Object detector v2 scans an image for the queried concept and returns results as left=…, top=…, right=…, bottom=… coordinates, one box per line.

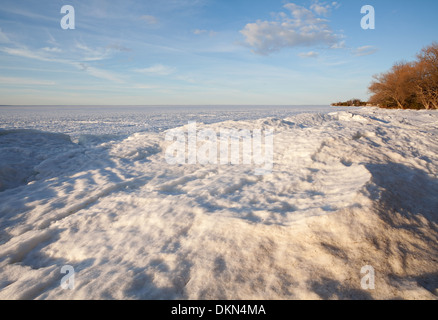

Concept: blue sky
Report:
left=0, top=0, right=437, bottom=105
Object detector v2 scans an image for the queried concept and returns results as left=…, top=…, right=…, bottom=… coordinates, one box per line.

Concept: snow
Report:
left=0, top=106, right=437, bottom=300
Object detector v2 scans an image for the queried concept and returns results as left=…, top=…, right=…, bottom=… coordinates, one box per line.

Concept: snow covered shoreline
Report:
left=0, top=107, right=437, bottom=300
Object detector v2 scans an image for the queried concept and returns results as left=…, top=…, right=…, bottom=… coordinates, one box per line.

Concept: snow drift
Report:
left=0, top=107, right=437, bottom=300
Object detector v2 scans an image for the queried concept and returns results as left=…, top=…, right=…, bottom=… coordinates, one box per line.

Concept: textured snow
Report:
left=0, top=106, right=437, bottom=300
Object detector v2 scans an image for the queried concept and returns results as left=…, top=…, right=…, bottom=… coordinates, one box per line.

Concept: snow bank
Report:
left=0, top=107, right=437, bottom=300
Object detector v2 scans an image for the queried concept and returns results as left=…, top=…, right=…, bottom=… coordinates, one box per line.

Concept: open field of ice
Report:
left=0, top=105, right=437, bottom=300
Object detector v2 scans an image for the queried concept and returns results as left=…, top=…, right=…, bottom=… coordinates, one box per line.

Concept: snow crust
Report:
left=0, top=106, right=437, bottom=300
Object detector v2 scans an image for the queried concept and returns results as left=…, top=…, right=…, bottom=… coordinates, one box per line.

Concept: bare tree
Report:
left=369, top=62, right=417, bottom=109
left=415, top=43, right=438, bottom=109
left=368, top=42, right=438, bottom=110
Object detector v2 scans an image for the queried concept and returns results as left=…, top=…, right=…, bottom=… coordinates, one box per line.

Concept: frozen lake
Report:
left=0, top=105, right=348, bottom=138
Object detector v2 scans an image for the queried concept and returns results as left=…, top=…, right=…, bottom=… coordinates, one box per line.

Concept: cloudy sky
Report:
left=0, top=0, right=437, bottom=105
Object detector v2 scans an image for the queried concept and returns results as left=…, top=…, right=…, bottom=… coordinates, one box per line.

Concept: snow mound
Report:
left=0, top=107, right=437, bottom=300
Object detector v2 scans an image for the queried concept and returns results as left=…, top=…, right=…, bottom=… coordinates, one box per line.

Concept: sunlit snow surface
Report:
left=0, top=105, right=346, bottom=138
left=0, top=105, right=437, bottom=300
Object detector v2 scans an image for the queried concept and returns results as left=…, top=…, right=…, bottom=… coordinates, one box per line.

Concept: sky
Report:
left=0, top=0, right=437, bottom=105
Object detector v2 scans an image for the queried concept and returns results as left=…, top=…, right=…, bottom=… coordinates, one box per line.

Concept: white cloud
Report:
left=0, top=7, right=58, bottom=23
left=76, top=43, right=110, bottom=61
left=106, top=44, right=131, bottom=52
left=0, top=29, right=10, bottom=43
left=133, top=84, right=159, bottom=90
left=298, top=51, right=319, bottom=58
left=0, top=77, right=55, bottom=86
left=1, top=45, right=124, bottom=84
left=240, top=1, right=342, bottom=55
left=135, top=64, right=176, bottom=76
left=310, top=1, right=340, bottom=16
left=331, top=40, right=346, bottom=49
left=47, top=32, right=58, bottom=46
left=0, top=47, right=51, bottom=61
left=283, top=3, right=314, bottom=19
left=310, top=4, right=328, bottom=16
left=42, top=47, right=63, bottom=53
left=140, top=15, right=158, bottom=25
left=75, top=63, right=124, bottom=83
left=353, top=45, right=378, bottom=56
left=193, top=29, right=218, bottom=37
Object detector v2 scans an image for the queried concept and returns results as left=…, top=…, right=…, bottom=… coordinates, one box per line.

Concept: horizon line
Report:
left=0, top=104, right=336, bottom=107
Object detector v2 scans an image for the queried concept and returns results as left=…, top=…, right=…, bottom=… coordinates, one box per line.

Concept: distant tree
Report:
left=331, top=99, right=368, bottom=107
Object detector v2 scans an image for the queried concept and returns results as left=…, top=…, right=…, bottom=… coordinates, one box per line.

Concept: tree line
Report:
left=369, top=43, right=438, bottom=110
left=332, top=99, right=368, bottom=107
left=332, top=43, right=438, bottom=110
